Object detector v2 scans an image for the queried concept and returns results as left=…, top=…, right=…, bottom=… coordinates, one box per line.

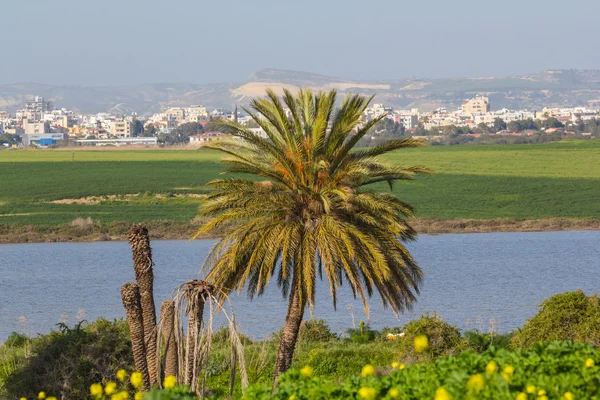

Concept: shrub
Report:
left=4, top=319, right=133, bottom=399
left=300, top=342, right=396, bottom=377
left=246, top=341, right=600, bottom=399
left=396, top=314, right=468, bottom=363
left=464, top=330, right=513, bottom=353
left=346, top=321, right=378, bottom=344
left=298, top=320, right=337, bottom=343
left=511, top=290, right=600, bottom=348
left=4, top=332, right=29, bottom=348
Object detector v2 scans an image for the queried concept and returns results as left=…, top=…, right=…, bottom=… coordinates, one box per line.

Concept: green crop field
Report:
left=0, top=140, right=598, bottom=226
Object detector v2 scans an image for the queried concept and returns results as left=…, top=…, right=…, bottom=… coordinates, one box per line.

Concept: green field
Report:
left=0, top=140, right=599, bottom=226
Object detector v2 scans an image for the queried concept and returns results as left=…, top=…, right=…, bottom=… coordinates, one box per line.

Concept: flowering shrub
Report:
left=245, top=341, right=600, bottom=399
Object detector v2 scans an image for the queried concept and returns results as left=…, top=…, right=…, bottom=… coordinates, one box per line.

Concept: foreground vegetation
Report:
left=3, top=291, right=600, bottom=399
left=0, top=140, right=599, bottom=238
left=252, top=341, right=600, bottom=399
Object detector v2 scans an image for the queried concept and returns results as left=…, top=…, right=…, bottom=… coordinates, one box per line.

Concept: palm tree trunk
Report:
left=185, top=292, right=205, bottom=388
left=273, top=272, right=306, bottom=385
left=160, top=300, right=178, bottom=378
left=129, top=225, right=158, bottom=386
left=121, top=282, right=151, bottom=389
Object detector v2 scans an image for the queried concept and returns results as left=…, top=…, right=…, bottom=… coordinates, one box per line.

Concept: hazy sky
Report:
left=1, top=0, right=598, bottom=86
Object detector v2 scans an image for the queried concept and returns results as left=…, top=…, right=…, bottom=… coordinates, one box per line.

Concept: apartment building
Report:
left=462, top=96, right=490, bottom=115
left=111, top=120, right=133, bottom=138
left=165, top=107, right=185, bottom=124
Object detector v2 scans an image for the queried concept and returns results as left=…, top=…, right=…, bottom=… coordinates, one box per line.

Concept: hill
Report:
left=2, top=69, right=600, bottom=115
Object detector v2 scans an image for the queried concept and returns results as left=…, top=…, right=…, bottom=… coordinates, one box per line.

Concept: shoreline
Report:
left=0, top=217, right=599, bottom=244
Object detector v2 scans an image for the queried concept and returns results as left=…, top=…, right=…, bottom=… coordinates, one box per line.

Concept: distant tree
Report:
left=0, top=133, right=21, bottom=145
left=44, top=121, right=51, bottom=133
left=542, top=117, right=563, bottom=129
left=133, top=120, right=144, bottom=137
left=493, top=118, right=507, bottom=132
left=372, top=118, right=405, bottom=137
left=144, top=125, right=158, bottom=137
left=171, top=122, right=204, bottom=143
left=474, top=122, right=491, bottom=134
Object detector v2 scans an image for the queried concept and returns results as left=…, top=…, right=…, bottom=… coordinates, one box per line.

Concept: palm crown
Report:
left=195, top=88, right=429, bottom=379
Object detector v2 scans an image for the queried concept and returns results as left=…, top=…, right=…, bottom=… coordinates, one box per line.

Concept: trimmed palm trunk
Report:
left=121, top=282, right=151, bottom=389
left=160, top=300, right=178, bottom=378
left=185, top=290, right=206, bottom=389
left=129, top=224, right=158, bottom=386
left=273, top=272, right=306, bottom=384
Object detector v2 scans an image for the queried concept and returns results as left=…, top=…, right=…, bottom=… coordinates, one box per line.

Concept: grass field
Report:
left=0, top=140, right=598, bottom=227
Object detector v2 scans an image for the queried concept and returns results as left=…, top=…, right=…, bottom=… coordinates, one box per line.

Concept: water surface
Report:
left=1, top=231, right=598, bottom=341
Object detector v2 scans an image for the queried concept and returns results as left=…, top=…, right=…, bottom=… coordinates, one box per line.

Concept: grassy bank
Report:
left=1, top=217, right=599, bottom=244
left=0, top=140, right=598, bottom=230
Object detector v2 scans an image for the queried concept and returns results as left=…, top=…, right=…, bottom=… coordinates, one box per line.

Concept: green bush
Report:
left=145, top=386, right=197, bottom=400
left=511, top=290, right=600, bottom=348
left=299, top=342, right=397, bottom=377
left=4, top=332, right=29, bottom=348
left=4, top=319, right=133, bottom=399
left=246, top=341, right=600, bottom=399
left=298, top=319, right=337, bottom=343
left=396, top=314, right=468, bottom=363
left=464, top=330, right=513, bottom=353
left=346, top=321, right=378, bottom=344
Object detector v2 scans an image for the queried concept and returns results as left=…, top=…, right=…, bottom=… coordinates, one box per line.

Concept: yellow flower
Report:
left=163, top=375, right=177, bottom=388
left=130, top=372, right=144, bottom=389
left=485, top=360, right=498, bottom=375
left=539, top=397, right=548, bottom=400
left=526, top=385, right=536, bottom=394
left=47, top=397, right=57, bottom=400
left=585, top=358, right=595, bottom=368
left=38, top=392, right=46, bottom=400
left=300, top=366, right=313, bottom=378
left=111, top=392, right=129, bottom=400
left=434, top=387, right=451, bottom=400
left=391, top=361, right=400, bottom=369
left=538, top=390, right=546, bottom=396
left=105, top=381, right=118, bottom=395
left=501, top=365, right=514, bottom=381
left=466, top=374, right=484, bottom=393
left=414, top=335, right=429, bottom=352
left=90, top=383, right=104, bottom=398
left=399, top=363, right=406, bottom=370
left=358, top=386, right=376, bottom=400
left=516, top=393, right=527, bottom=400
left=135, top=392, right=143, bottom=400
left=388, top=388, right=401, bottom=399
left=564, top=392, right=575, bottom=400
left=289, top=396, right=296, bottom=400
left=20, top=398, right=27, bottom=400
left=116, top=369, right=128, bottom=382
left=361, top=364, right=376, bottom=377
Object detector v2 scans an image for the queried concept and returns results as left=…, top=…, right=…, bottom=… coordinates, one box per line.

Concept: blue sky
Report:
left=1, top=0, right=598, bottom=85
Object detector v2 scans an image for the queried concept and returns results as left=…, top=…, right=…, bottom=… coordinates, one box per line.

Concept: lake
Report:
left=1, top=231, right=599, bottom=341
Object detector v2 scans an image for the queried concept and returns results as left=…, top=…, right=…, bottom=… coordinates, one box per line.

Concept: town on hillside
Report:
left=0, top=95, right=599, bottom=148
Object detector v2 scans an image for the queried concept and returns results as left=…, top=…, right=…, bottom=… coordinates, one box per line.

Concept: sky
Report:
left=1, top=0, right=599, bottom=86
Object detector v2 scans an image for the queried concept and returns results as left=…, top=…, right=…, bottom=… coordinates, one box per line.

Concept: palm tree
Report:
left=121, top=282, right=151, bottom=389
left=128, top=225, right=158, bottom=386
left=196, top=89, right=429, bottom=383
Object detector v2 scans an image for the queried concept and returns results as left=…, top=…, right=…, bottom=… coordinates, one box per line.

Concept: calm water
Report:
left=1, top=231, right=599, bottom=341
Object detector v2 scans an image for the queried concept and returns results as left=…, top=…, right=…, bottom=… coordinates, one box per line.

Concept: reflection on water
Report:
left=1, top=231, right=599, bottom=341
